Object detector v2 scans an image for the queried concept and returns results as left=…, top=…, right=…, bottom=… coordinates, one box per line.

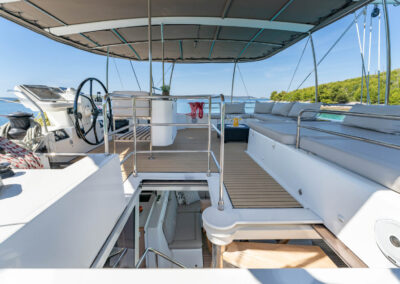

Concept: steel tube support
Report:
left=161, top=23, right=165, bottom=86
left=218, top=94, right=225, bottom=211
left=148, top=0, right=153, bottom=96
left=212, top=244, right=225, bottom=268
left=382, top=0, right=391, bottom=105
left=103, top=95, right=109, bottom=154
left=377, top=12, right=382, bottom=104
left=230, top=61, right=237, bottom=103
left=106, top=47, right=109, bottom=91
left=169, top=62, right=175, bottom=88
left=133, top=97, right=137, bottom=176
left=309, top=33, right=318, bottom=103
left=207, top=96, right=212, bottom=176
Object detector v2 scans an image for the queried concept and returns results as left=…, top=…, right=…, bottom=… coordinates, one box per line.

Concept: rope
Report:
left=129, top=60, right=142, bottom=91
left=112, top=57, right=124, bottom=89
left=0, top=119, right=43, bottom=151
left=295, top=12, right=362, bottom=91
left=287, top=37, right=310, bottom=92
left=354, top=11, right=368, bottom=103
left=237, top=64, right=250, bottom=97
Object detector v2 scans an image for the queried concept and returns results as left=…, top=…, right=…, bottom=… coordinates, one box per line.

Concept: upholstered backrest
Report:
left=163, top=192, right=178, bottom=244
left=288, top=102, right=322, bottom=119
left=271, top=102, right=295, bottom=116
left=254, top=101, right=275, bottom=114
left=342, top=104, right=400, bottom=134
left=225, top=102, right=245, bottom=114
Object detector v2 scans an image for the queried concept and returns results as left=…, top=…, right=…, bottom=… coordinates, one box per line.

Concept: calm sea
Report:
left=0, top=99, right=37, bottom=125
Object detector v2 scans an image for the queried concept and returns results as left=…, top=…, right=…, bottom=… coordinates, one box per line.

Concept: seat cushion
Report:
left=300, top=136, right=400, bottom=192
left=271, top=102, right=295, bottom=116
left=247, top=120, right=328, bottom=145
left=254, top=101, right=275, bottom=114
left=343, top=104, right=400, bottom=134
left=306, top=121, right=400, bottom=146
left=288, top=102, right=322, bottom=119
left=253, top=113, right=293, bottom=122
left=169, top=212, right=202, bottom=249
left=225, top=103, right=245, bottom=114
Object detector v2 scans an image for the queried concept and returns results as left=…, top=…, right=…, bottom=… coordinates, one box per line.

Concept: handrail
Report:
left=136, top=247, right=186, bottom=268
left=296, top=109, right=400, bottom=150
left=103, top=93, right=227, bottom=211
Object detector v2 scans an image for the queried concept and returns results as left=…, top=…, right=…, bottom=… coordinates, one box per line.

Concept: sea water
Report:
left=0, top=99, right=37, bottom=125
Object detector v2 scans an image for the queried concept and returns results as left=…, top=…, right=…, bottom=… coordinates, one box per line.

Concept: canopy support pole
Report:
left=169, top=62, right=175, bottom=89
left=106, top=47, right=109, bottom=91
left=382, top=0, right=391, bottom=105
left=309, top=32, right=318, bottom=103
left=377, top=11, right=382, bottom=104
left=367, top=10, right=373, bottom=104
left=161, top=23, right=165, bottom=86
left=230, top=61, right=237, bottom=103
left=148, top=0, right=153, bottom=159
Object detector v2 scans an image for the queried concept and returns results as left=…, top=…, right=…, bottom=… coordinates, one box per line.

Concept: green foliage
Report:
left=270, top=69, right=400, bottom=105
left=161, top=85, right=170, bottom=94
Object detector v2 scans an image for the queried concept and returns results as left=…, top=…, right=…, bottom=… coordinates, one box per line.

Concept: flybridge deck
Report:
left=91, top=128, right=301, bottom=209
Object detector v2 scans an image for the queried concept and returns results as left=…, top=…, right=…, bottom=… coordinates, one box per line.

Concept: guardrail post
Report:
left=133, top=97, right=137, bottom=176
left=212, top=244, right=225, bottom=268
left=218, top=94, right=225, bottom=211
left=103, top=94, right=109, bottom=154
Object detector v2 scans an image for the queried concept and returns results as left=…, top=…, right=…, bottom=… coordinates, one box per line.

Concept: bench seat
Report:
left=247, top=120, right=329, bottom=145
left=300, top=136, right=400, bottom=193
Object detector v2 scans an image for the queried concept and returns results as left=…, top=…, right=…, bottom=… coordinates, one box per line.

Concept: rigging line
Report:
left=354, top=10, right=368, bottom=103
left=156, top=64, right=173, bottom=86
left=295, top=12, right=362, bottom=91
left=366, top=9, right=374, bottom=104
left=237, top=64, right=250, bottom=97
left=287, top=37, right=310, bottom=92
left=112, top=57, right=124, bottom=89
left=129, top=60, right=142, bottom=91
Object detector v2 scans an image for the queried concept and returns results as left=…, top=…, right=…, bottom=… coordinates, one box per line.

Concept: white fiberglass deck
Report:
left=92, top=128, right=301, bottom=209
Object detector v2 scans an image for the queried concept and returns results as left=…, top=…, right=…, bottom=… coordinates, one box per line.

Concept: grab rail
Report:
left=296, top=109, right=400, bottom=150
left=136, top=247, right=186, bottom=268
left=103, top=93, right=227, bottom=211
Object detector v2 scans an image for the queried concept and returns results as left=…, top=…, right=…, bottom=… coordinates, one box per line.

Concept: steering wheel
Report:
left=73, top=78, right=112, bottom=145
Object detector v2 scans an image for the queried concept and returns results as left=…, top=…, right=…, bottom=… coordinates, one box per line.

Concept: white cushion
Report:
left=225, top=103, right=245, bottom=114
left=343, top=104, right=400, bottom=134
left=183, top=191, right=200, bottom=205
left=253, top=114, right=293, bottom=122
left=300, top=136, right=400, bottom=193
left=271, top=102, right=295, bottom=116
left=288, top=102, right=322, bottom=119
left=254, top=101, right=275, bottom=114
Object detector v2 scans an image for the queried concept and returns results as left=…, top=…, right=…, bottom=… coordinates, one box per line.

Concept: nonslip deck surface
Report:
left=91, top=128, right=301, bottom=209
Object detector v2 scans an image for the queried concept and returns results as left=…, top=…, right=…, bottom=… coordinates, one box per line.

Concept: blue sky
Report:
left=0, top=4, right=399, bottom=99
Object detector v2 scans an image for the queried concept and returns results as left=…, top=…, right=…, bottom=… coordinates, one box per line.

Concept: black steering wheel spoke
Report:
left=73, top=77, right=112, bottom=145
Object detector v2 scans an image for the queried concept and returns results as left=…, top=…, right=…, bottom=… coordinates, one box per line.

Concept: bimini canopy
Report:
left=0, top=0, right=371, bottom=63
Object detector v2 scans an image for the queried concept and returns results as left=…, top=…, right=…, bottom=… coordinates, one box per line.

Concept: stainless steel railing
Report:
left=136, top=247, right=186, bottom=268
left=102, top=93, right=227, bottom=211
left=296, top=109, right=400, bottom=150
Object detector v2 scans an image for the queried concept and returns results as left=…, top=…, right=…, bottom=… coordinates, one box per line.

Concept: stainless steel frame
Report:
left=102, top=93, right=227, bottom=210
left=309, top=32, right=318, bottom=103
left=136, top=247, right=186, bottom=268
left=296, top=109, right=400, bottom=150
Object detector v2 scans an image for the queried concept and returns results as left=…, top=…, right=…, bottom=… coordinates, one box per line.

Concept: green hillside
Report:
left=270, top=68, right=400, bottom=105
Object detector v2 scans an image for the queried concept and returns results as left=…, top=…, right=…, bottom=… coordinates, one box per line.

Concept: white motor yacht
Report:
left=0, top=0, right=400, bottom=283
